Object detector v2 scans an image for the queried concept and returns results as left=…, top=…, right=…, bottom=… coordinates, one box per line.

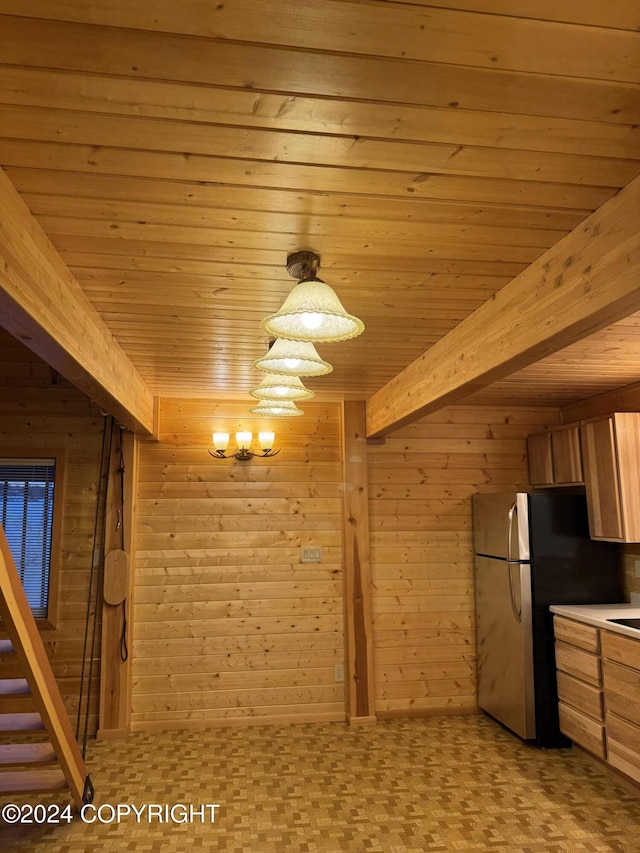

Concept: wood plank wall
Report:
left=0, top=329, right=104, bottom=733
left=132, top=398, right=345, bottom=729
left=368, top=405, right=559, bottom=717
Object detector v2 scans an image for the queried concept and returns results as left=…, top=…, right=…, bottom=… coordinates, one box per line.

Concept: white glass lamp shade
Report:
left=258, top=431, right=276, bottom=451
left=235, top=431, right=252, bottom=450
left=254, top=338, right=332, bottom=377
left=249, top=400, right=303, bottom=418
left=250, top=373, right=314, bottom=401
left=261, top=279, right=365, bottom=343
left=212, top=432, right=229, bottom=451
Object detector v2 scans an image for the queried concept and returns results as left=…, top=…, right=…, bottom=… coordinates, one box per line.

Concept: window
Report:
left=0, top=457, right=60, bottom=621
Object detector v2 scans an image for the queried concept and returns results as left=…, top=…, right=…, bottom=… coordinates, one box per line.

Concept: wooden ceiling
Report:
left=1, top=1, right=640, bottom=406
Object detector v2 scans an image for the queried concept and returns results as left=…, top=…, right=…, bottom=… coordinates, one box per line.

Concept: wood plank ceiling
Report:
left=1, top=1, right=640, bottom=405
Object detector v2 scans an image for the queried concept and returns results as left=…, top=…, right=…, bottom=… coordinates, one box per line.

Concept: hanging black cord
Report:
left=76, top=415, right=113, bottom=750
left=120, top=599, right=128, bottom=662
left=82, top=419, right=116, bottom=757
left=118, top=429, right=128, bottom=662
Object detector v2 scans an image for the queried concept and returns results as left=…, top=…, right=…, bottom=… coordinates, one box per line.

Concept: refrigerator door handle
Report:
left=507, top=502, right=523, bottom=623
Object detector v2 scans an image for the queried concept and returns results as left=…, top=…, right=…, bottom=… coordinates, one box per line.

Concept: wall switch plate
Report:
left=334, top=664, right=344, bottom=682
left=301, top=546, right=322, bottom=563
left=630, top=592, right=640, bottom=605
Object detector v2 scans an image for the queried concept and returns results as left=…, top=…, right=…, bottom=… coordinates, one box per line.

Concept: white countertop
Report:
left=550, top=603, right=640, bottom=640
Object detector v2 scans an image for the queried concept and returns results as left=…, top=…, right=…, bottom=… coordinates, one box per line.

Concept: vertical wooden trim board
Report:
left=340, top=402, right=376, bottom=725
left=98, top=427, right=138, bottom=739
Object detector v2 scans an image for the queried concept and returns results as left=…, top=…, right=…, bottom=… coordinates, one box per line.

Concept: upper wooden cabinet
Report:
left=580, top=413, right=640, bottom=543
left=527, top=426, right=583, bottom=487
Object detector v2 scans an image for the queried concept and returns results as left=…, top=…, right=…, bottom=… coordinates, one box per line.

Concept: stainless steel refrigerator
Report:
left=472, top=492, right=623, bottom=747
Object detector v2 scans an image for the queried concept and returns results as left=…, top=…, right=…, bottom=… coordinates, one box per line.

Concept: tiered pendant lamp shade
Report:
left=250, top=373, right=314, bottom=401
left=249, top=399, right=304, bottom=418
left=261, top=252, right=365, bottom=343
left=254, top=337, right=332, bottom=377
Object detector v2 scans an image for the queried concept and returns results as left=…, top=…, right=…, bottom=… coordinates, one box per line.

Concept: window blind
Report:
left=0, top=458, right=56, bottom=619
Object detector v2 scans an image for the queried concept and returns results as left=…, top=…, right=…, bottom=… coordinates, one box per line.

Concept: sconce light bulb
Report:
left=213, top=432, right=229, bottom=451
left=235, top=431, right=252, bottom=450
left=259, top=431, right=275, bottom=451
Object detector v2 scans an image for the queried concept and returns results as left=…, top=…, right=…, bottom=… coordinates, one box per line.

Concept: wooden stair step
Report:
left=0, top=768, right=67, bottom=794
left=0, top=680, right=36, bottom=713
left=0, top=713, right=46, bottom=737
left=0, top=742, right=57, bottom=766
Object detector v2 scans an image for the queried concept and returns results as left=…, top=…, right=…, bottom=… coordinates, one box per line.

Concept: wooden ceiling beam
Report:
left=0, top=167, right=155, bottom=435
left=365, top=174, right=640, bottom=438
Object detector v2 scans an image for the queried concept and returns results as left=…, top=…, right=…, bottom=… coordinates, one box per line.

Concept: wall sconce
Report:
left=208, top=431, right=279, bottom=461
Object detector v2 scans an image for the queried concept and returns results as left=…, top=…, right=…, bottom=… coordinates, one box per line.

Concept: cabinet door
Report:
left=527, top=432, right=553, bottom=486
left=551, top=427, right=583, bottom=484
left=580, top=418, right=624, bottom=540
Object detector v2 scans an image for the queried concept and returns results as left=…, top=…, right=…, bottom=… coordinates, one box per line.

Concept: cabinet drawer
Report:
left=601, top=630, right=640, bottom=670
left=606, top=712, right=640, bottom=785
left=556, top=671, right=603, bottom=721
left=603, top=660, right=640, bottom=727
left=558, top=701, right=606, bottom=759
left=555, top=641, right=601, bottom=686
left=553, top=616, right=600, bottom=653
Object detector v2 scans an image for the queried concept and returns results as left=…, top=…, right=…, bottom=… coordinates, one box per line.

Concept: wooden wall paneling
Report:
left=369, top=404, right=559, bottom=718
left=340, top=402, right=376, bottom=724
left=131, top=399, right=345, bottom=728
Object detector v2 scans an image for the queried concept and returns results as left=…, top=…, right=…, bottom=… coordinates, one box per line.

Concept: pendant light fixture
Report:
left=249, top=399, right=304, bottom=418
left=254, top=337, right=332, bottom=377
left=250, top=373, right=314, bottom=402
left=261, top=251, right=365, bottom=343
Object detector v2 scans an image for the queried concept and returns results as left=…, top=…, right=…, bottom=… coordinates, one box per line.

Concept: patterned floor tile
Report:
left=0, top=716, right=639, bottom=851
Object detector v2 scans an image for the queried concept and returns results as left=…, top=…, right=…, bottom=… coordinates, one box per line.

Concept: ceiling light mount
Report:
left=286, top=250, right=321, bottom=282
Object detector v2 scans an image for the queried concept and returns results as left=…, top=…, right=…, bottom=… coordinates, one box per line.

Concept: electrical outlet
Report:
left=334, top=664, right=344, bottom=682
left=301, top=546, right=322, bottom=563
left=635, top=560, right=640, bottom=579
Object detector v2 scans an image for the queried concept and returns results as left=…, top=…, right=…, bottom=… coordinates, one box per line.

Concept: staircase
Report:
left=0, top=527, right=92, bottom=808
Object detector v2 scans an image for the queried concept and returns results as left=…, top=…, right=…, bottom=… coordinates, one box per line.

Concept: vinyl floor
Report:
left=1, top=715, right=639, bottom=852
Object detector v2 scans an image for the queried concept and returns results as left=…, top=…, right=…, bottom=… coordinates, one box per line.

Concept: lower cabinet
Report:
left=602, top=631, right=640, bottom=785
left=554, top=617, right=605, bottom=759
left=553, top=616, right=640, bottom=784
